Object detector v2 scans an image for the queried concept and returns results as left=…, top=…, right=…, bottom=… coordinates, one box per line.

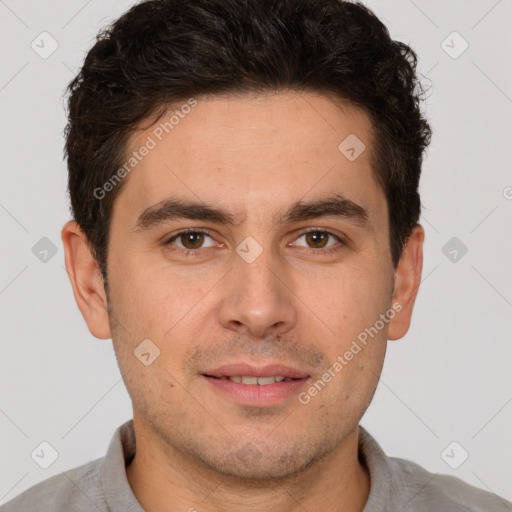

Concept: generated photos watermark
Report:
left=298, top=301, right=402, bottom=405
left=93, top=97, right=197, bottom=200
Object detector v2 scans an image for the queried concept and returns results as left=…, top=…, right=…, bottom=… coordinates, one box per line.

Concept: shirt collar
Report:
left=101, top=418, right=144, bottom=512
left=358, top=424, right=395, bottom=510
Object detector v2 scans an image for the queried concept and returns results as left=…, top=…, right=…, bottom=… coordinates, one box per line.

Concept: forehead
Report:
left=113, top=91, right=385, bottom=229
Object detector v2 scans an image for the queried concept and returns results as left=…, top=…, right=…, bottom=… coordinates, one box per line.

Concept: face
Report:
left=64, top=91, right=422, bottom=481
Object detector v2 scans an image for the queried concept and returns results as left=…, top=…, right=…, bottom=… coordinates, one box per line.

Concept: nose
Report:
left=217, top=245, right=297, bottom=339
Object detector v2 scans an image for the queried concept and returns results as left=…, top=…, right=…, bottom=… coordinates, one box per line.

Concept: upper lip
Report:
left=203, top=362, right=310, bottom=379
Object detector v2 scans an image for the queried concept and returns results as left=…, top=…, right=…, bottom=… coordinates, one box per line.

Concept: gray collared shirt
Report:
left=1, top=419, right=510, bottom=511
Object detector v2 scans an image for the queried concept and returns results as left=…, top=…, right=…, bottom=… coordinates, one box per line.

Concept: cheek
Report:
left=109, top=256, right=182, bottom=332
left=313, top=267, right=389, bottom=332
left=310, top=262, right=391, bottom=386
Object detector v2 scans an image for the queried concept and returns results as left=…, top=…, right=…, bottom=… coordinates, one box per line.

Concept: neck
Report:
left=126, top=417, right=370, bottom=512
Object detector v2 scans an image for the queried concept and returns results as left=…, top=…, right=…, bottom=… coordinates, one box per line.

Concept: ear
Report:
left=61, top=220, right=112, bottom=339
left=387, top=224, right=424, bottom=341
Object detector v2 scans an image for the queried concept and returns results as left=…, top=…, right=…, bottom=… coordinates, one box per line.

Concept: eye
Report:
left=292, top=229, right=345, bottom=253
left=164, top=229, right=218, bottom=252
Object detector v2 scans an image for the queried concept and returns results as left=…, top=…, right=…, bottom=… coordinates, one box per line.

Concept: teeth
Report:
left=227, top=376, right=289, bottom=385
left=257, top=376, right=276, bottom=385
left=241, top=376, right=258, bottom=385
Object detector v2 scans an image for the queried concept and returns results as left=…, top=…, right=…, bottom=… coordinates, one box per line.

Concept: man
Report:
left=2, top=0, right=510, bottom=511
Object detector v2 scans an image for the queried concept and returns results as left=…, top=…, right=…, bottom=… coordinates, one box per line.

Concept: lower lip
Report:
left=202, top=375, right=310, bottom=407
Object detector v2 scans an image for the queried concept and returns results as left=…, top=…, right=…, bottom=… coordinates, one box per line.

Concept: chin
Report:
left=194, top=439, right=333, bottom=484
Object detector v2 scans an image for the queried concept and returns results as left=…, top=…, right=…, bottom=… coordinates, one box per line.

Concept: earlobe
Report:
left=61, top=220, right=112, bottom=340
left=387, top=224, right=424, bottom=341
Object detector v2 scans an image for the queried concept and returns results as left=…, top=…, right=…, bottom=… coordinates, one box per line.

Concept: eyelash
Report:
left=162, top=228, right=346, bottom=257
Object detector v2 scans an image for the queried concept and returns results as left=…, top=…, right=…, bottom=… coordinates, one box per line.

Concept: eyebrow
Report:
left=132, top=194, right=370, bottom=232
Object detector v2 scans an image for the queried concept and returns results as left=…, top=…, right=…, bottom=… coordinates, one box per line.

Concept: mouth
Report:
left=206, top=375, right=299, bottom=385
left=201, top=363, right=311, bottom=406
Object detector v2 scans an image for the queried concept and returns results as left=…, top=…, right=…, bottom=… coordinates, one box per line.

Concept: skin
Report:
left=62, top=91, right=424, bottom=512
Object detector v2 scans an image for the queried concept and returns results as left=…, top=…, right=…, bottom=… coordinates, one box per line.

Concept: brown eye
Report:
left=294, top=230, right=342, bottom=251
left=179, top=232, right=205, bottom=249
left=304, top=231, right=330, bottom=249
left=164, top=230, right=216, bottom=251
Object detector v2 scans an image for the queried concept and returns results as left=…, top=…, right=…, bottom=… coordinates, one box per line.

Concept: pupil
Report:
left=308, top=231, right=327, bottom=248
left=184, top=233, right=203, bottom=249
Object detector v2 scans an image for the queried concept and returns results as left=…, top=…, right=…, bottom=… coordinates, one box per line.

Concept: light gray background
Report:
left=1, top=0, right=511, bottom=506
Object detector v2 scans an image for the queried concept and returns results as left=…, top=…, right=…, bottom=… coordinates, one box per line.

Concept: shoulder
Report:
left=0, top=457, right=106, bottom=512
left=358, top=426, right=511, bottom=512
left=387, top=455, right=512, bottom=512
